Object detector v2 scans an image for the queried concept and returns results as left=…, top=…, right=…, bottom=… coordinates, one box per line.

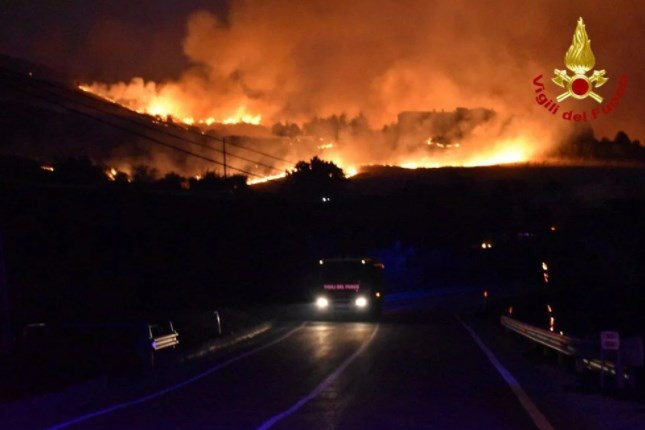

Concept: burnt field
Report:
left=1, top=164, right=645, bottom=334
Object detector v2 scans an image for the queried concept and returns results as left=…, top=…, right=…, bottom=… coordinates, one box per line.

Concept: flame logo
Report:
left=565, top=18, right=595, bottom=75
left=552, top=17, right=608, bottom=103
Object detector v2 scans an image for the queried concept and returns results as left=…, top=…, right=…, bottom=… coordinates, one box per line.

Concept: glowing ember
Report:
left=248, top=172, right=287, bottom=185
left=345, top=166, right=359, bottom=177
left=106, top=168, right=118, bottom=181
left=40, top=165, right=55, bottom=172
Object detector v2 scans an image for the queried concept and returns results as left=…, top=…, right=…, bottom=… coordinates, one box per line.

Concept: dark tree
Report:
left=53, top=157, right=106, bottom=185
left=553, top=127, right=645, bottom=162
left=132, top=165, right=159, bottom=184
left=226, top=174, right=249, bottom=191
left=153, top=173, right=186, bottom=191
left=283, top=156, right=346, bottom=196
left=114, top=171, right=130, bottom=183
left=189, top=172, right=248, bottom=192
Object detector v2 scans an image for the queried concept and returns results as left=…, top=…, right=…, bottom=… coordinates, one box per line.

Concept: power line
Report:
left=216, top=134, right=295, bottom=165
left=0, top=66, right=295, bottom=166
left=0, top=68, right=286, bottom=173
left=0, top=77, right=263, bottom=178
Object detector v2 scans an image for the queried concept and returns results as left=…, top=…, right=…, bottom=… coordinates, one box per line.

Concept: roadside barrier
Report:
left=501, top=315, right=643, bottom=389
left=149, top=321, right=179, bottom=351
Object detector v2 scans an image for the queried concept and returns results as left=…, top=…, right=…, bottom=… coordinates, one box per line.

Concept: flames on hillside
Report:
left=78, top=80, right=544, bottom=184
left=72, top=2, right=577, bottom=183
left=79, top=82, right=262, bottom=126
left=7, top=1, right=642, bottom=184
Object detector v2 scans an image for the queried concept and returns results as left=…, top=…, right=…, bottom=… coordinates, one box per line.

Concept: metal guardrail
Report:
left=581, top=358, right=631, bottom=380
left=500, top=315, right=584, bottom=356
left=151, top=333, right=179, bottom=350
left=148, top=321, right=179, bottom=351
left=17, top=320, right=181, bottom=368
left=18, top=312, right=227, bottom=368
left=501, top=315, right=641, bottom=388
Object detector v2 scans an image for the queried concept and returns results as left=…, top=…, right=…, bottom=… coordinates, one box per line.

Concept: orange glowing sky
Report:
left=4, top=0, right=642, bottom=179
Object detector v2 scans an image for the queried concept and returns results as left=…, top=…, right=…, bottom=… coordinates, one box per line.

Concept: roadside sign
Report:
left=600, top=331, right=620, bottom=350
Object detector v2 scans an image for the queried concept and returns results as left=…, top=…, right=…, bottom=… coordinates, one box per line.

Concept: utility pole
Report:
left=223, top=137, right=227, bottom=178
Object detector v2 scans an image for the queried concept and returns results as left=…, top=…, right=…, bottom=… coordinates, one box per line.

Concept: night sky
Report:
left=0, top=0, right=228, bottom=81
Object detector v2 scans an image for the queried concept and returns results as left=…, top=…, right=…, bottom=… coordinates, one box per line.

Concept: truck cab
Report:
left=313, top=258, right=385, bottom=318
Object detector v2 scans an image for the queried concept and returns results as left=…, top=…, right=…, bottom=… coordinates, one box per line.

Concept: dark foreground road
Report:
left=20, top=290, right=565, bottom=430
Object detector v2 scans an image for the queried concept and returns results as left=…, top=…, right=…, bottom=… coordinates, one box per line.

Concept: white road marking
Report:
left=256, top=324, right=380, bottom=430
left=46, top=322, right=306, bottom=430
left=457, top=316, right=555, bottom=430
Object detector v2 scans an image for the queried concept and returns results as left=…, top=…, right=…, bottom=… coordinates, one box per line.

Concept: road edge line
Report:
left=256, top=323, right=380, bottom=430
left=456, top=315, right=554, bottom=430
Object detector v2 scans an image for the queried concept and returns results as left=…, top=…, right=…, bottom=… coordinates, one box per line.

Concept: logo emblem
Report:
left=552, top=18, right=608, bottom=103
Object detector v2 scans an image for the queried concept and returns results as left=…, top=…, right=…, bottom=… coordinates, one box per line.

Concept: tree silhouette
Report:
left=189, top=172, right=248, bottom=192
left=283, top=156, right=346, bottom=196
left=153, top=173, right=186, bottom=191
left=554, top=128, right=645, bottom=161
left=53, top=157, right=106, bottom=185
left=132, top=165, right=159, bottom=184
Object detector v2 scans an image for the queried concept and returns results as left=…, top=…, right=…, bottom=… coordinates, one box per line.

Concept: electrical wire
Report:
left=0, top=66, right=295, bottom=166
left=0, top=68, right=287, bottom=173
left=0, top=77, right=262, bottom=177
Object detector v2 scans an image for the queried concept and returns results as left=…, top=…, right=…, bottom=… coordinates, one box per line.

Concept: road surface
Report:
left=29, top=291, right=568, bottom=430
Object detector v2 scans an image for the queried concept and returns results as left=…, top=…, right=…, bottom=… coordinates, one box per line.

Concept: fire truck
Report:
left=313, top=258, right=385, bottom=318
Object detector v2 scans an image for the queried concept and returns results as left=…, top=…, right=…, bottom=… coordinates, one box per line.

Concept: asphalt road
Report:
left=37, top=292, right=555, bottom=430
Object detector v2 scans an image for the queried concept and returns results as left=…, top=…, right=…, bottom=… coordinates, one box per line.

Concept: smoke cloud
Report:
left=79, top=0, right=644, bottom=176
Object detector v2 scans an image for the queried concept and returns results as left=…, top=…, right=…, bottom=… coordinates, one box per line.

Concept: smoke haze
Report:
left=3, top=0, right=643, bottom=176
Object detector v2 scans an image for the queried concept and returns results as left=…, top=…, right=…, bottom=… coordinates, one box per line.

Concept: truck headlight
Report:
left=316, top=297, right=329, bottom=309
left=355, top=296, right=368, bottom=308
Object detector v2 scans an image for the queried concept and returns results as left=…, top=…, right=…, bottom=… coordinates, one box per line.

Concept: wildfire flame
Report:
left=79, top=82, right=262, bottom=126
left=247, top=172, right=287, bottom=185
left=395, top=137, right=532, bottom=170
left=55, top=5, right=631, bottom=186
left=221, top=106, right=262, bottom=125
left=78, top=79, right=540, bottom=185
left=565, top=17, right=595, bottom=75
left=106, top=168, right=118, bottom=181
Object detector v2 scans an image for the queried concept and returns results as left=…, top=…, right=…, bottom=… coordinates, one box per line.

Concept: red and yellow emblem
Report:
left=552, top=17, right=608, bottom=103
